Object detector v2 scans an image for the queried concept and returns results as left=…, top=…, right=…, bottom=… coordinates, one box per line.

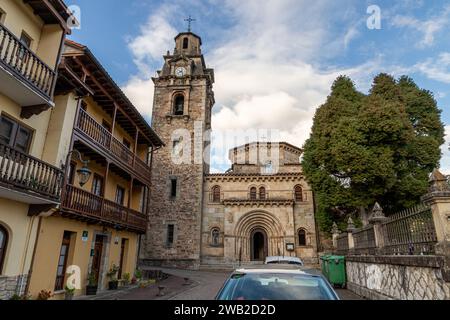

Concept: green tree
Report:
left=302, top=74, right=444, bottom=233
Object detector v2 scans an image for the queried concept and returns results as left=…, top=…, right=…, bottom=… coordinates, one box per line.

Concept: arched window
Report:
left=298, top=229, right=307, bottom=246
left=250, top=187, right=257, bottom=200
left=0, top=225, right=8, bottom=274
left=211, top=228, right=220, bottom=246
left=212, top=186, right=221, bottom=203
left=183, top=37, right=189, bottom=49
left=173, top=95, right=184, bottom=115
left=294, top=185, right=303, bottom=202
left=259, top=187, right=266, bottom=200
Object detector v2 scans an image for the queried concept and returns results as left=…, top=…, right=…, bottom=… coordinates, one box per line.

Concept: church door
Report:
left=251, top=229, right=268, bottom=261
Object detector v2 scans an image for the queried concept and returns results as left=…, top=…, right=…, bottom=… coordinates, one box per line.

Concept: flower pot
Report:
left=64, top=292, right=74, bottom=300
left=108, top=281, right=119, bottom=290
left=86, top=285, right=98, bottom=296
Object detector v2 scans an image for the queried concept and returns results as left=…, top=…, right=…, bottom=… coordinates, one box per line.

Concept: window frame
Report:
left=91, top=173, right=104, bottom=197
left=173, top=94, right=185, bottom=116
left=17, top=31, right=32, bottom=62
left=249, top=187, right=257, bottom=200
left=298, top=229, right=307, bottom=247
left=0, top=225, right=8, bottom=275
left=170, top=178, right=178, bottom=199
left=259, top=187, right=266, bottom=200
left=167, top=224, right=175, bottom=247
left=0, top=114, right=33, bottom=154
left=212, top=185, right=221, bottom=203
left=54, top=231, right=72, bottom=291
left=182, top=37, right=189, bottom=49
left=294, top=185, right=303, bottom=202
left=211, top=228, right=220, bottom=246
left=115, top=185, right=126, bottom=205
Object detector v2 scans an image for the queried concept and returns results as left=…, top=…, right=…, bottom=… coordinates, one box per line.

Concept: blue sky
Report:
left=66, top=0, right=450, bottom=173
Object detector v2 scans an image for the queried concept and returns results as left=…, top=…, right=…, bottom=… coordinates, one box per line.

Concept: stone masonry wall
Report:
left=0, top=274, right=28, bottom=300
left=346, top=256, right=450, bottom=300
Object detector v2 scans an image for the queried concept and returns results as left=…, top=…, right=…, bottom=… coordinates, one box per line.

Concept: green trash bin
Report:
left=326, top=255, right=346, bottom=288
left=320, top=255, right=330, bottom=279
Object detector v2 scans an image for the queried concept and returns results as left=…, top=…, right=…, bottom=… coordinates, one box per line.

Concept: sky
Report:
left=65, top=0, right=450, bottom=173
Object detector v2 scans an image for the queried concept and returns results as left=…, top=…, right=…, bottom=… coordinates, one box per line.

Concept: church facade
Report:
left=143, top=31, right=318, bottom=269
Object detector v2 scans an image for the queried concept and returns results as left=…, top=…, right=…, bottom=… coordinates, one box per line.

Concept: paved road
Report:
left=147, top=267, right=363, bottom=300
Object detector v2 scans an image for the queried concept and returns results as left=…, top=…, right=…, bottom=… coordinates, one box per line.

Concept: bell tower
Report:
left=143, top=30, right=215, bottom=268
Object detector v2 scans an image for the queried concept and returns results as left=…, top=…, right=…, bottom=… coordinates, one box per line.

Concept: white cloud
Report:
left=440, top=125, right=450, bottom=175
left=415, top=52, right=450, bottom=84
left=391, top=6, right=450, bottom=48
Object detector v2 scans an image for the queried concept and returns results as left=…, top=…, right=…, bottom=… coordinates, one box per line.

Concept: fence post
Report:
left=332, top=222, right=340, bottom=249
left=421, top=169, right=450, bottom=280
left=368, top=202, right=387, bottom=251
left=347, top=217, right=355, bottom=251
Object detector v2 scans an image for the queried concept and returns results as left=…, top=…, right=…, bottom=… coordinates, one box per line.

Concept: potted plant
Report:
left=36, top=290, right=53, bottom=300
left=64, top=285, right=75, bottom=300
left=121, top=273, right=130, bottom=287
left=86, top=272, right=98, bottom=296
left=107, top=264, right=120, bottom=290
left=134, top=269, right=143, bottom=283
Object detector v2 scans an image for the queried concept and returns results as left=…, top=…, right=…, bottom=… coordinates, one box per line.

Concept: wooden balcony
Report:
left=75, top=108, right=152, bottom=185
left=0, top=142, right=63, bottom=203
left=0, top=23, right=56, bottom=111
left=61, top=184, right=147, bottom=233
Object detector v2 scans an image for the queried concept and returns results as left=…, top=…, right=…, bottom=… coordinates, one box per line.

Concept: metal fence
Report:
left=336, top=233, right=349, bottom=255
left=381, top=204, right=437, bottom=255
left=353, top=225, right=377, bottom=255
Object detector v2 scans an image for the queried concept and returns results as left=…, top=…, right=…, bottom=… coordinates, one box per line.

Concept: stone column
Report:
left=347, top=217, right=355, bottom=250
left=331, top=222, right=340, bottom=249
left=368, top=202, right=387, bottom=250
left=421, top=169, right=450, bottom=280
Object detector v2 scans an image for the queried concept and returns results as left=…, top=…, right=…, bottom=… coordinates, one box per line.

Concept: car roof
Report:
left=234, top=264, right=322, bottom=275
left=265, top=256, right=303, bottom=262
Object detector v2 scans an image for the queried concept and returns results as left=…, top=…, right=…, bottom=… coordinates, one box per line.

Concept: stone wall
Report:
left=0, top=274, right=28, bottom=300
left=346, top=256, right=450, bottom=300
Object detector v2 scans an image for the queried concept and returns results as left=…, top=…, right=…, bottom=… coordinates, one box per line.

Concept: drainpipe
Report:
left=24, top=216, right=43, bottom=296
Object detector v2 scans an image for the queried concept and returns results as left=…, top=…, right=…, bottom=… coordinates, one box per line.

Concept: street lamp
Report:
left=65, top=149, right=92, bottom=187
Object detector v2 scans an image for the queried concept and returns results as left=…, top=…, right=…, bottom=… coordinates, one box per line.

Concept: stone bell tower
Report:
left=143, top=31, right=215, bottom=268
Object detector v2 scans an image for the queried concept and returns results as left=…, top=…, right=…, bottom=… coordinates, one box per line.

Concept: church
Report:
left=142, top=30, right=318, bottom=269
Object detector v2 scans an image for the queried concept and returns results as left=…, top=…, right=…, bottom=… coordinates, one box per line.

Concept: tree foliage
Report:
left=302, top=74, right=444, bottom=233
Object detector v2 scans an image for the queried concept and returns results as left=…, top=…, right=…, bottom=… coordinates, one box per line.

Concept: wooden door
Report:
left=91, top=235, right=104, bottom=284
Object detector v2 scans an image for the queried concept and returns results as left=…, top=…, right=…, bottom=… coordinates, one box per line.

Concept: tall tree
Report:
left=302, top=74, right=445, bottom=233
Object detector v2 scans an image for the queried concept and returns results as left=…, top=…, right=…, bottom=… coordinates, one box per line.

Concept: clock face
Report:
left=175, top=67, right=186, bottom=77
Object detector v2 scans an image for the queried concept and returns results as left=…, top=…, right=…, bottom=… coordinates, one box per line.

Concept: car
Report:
left=265, top=256, right=304, bottom=266
left=215, top=265, right=340, bottom=300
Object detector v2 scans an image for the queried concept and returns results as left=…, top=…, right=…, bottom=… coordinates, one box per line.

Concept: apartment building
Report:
left=0, top=0, right=71, bottom=299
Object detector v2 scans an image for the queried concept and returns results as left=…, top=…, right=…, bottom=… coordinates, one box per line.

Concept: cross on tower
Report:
left=184, top=15, right=196, bottom=32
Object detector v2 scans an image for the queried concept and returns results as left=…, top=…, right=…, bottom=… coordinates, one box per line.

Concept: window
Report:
left=173, top=95, right=184, bottom=115
left=0, top=115, right=33, bottom=153
left=250, top=187, right=257, bottom=200
left=259, top=187, right=266, bottom=200
left=167, top=224, right=175, bottom=246
left=101, top=120, right=112, bottom=132
left=18, top=31, right=32, bottom=61
left=211, top=228, right=220, bottom=246
left=68, top=161, right=77, bottom=185
left=0, top=225, right=8, bottom=274
left=91, top=174, right=104, bottom=196
left=54, top=231, right=72, bottom=291
left=182, top=37, right=189, bottom=49
left=298, top=229, right=307, bottom=246
left=0, top=8, right=5, bottom=24
left=123, top=138, right=131, bottom=149
left=170, top=178, right=177, bottom=198
left=115, top=186, right=125, bottom=205
left=212, top=186, right=221, bottom=203
left=294, top=185, right=303, bottom=202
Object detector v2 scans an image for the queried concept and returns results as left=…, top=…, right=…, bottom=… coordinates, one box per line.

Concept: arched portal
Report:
left=251, top=228, right=267, bottom=261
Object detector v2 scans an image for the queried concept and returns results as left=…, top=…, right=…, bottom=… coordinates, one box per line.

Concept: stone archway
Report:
left=233, top=211, right=285, bottom=262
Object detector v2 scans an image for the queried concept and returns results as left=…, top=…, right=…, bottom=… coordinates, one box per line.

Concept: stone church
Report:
left=142, top=31, right=318, bottom=269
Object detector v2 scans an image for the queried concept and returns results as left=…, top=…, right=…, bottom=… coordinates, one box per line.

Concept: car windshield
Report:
left=217, top=272, right=337, bottom=300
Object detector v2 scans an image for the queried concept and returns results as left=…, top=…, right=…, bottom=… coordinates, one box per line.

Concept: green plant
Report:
left=9, top=294, right=30, bottom=300
left=36, top=290, right=53, bottom=300
left=134, top=269, right=142, bottom=280
left=122, top=273, right=130, bottom=284
left=65, top=285, right=75, bottom=294
left=107, top=264, right=120, bottom=281
left=87, top=272, right=97, bottom=286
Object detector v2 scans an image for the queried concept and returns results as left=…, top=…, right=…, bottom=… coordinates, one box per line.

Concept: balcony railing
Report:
left=0, top=23, right=56, bottom=99
left=62, top=184, right=147, bottom=232
left=76, top=109, right=151, bottom=183
left=0, top=142, right=63, bottom=201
